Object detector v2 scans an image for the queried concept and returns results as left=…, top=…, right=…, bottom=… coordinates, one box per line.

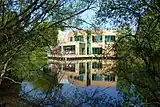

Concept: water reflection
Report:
left=0, top=60, right=119, bottom=106
left=49, top=60, right=117, bottom=87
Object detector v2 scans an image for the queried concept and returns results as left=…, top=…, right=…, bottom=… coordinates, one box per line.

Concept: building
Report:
left=48, top=29, right=117, bottom=60
left=49, top=60, right=117, bottom=87
left=48, top=29, right=117, bottom=87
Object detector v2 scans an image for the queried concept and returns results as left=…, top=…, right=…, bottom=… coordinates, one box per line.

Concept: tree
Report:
left=0, top=0, right=95, bottom=84
left=0, top=0, right=96, bottom=106
left=96, top=0, right=160, bottom=105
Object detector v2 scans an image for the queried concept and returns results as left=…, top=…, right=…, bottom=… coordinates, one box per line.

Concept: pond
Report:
left=21, top=82, right=120, bottom=106
left=0, top=60, right=140, bottom=106
left=19, top=60, right=120, bottom=106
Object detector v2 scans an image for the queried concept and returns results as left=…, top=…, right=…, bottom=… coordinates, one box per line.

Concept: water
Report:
left=19, top=60, right=122, bottom=106
left=0, top=60, right=140, bottom=106
left=50, top=59, right=117, bottom=87
left=21, top=82, right=120, bottom=106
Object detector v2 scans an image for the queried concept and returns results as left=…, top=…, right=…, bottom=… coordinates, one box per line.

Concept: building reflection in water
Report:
left=49, top=60, right=117, bottom=87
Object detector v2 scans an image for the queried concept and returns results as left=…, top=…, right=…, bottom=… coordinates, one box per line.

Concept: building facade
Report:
left=48, top=29, right=117, bottom=87
left=49, top=29, right=117, bottom=59
left=49, top=60, right=117, bottom=87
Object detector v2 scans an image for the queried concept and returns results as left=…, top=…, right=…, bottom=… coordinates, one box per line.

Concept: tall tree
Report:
left=0, top=0, right=95, bottom=84
left=96, top=0, right=160, bottom=105
left=0, top=0, right=96, bottom=106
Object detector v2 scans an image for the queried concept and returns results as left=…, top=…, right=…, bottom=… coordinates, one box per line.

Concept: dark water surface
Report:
left=18, top=60, right=135, bottom=106
left=0, top=60, right=140, bottom=106
left=20, top=81, right=120, bottom=107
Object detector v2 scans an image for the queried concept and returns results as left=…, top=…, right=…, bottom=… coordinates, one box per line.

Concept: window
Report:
left=92, top=48, right=102, bottom=54
left=79, top=63, right=85, bottom=72
left=104, top=74, right=116, bottom=82
left=87, top=36, right=91, bottom=43
left=74, top=75, right=84, bottom=81
left=69, top=37, right=73, bottom=42
left=111, top=36, right=115, bottom=41
left=87, top=62, right=91, bottom=71
left=75, top=35, right=84, bottom=41
left=63, top=63, right=75, bottom=72
left=87, top=48, right=89, bottom=54
left=92, top=74, right=102, bottom=81
left=63, top=45, right=75, bottom=54
left=105, top=35, right=115, bottom=43
left=104, top=75, right=110, bottom=81
left=92, top=62, right=102, bottom=69
left=70, top=75, right=73, bottom=78
left=92, top=36, right=102, bottom=42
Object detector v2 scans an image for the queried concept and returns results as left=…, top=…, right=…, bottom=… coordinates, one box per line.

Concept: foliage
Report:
left=10, top=47, right=47, bottom=80
left=29, top=71, right=58, bottom=92
left=0, top=0, right=95, bottom=84
left=97, top=0, right=160, bottom=105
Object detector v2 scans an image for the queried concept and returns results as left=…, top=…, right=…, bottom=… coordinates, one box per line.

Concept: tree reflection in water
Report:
left=18, top=60, right=120, bottom=106
left=0, top=79, right=140, bottom=107
left=20, top=82, right=120, bottom=107
left=0, top=61, right=141, bottom=106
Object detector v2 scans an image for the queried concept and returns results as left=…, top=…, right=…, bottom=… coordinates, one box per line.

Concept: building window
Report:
left=87, top=48, right=89, bottom=54
left=87, top=36, right=91, bottom=43
left=79, top=63, right=85, bottom=73
left=87, top=62, right=91, bottom=71
left=92, top=36, right=102, bottom=42
left=63, top=63, right=75, bottom=72
left=92, top=48, right=102, bottom=54
left=74, top=75, right=84, bottom=81
left=69, top=37, right=73, bottom=42
left=92, top=62, right=102, bottom=69
left=105, top=35, right=115, bottom=43
left=104, top=74, right=116, bottom=82
left=63, top=45, right=75, bottom=54
left=92, top=74, right=102, bottom=81
left=70, top=75, right=73, bottom=78
left=75, top=35, right=83, bottom=41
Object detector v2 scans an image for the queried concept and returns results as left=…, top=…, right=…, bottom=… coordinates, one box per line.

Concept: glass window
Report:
left=69, top=37, right=73, bottom=42
left=110, top=75, right=115, bottom=81
left=104, top=74, right=116, bottom=81
left=111, top=36, right=115, bottom=41
left=70, top=75, right=73, bottom=78
left=105, top=35, right=115, bottom=43
left=79, top=63, right=85, bottom=73
left=92, top=48, right=102, bottom=54
left=92, top=36, right=102, bottom=42
left=87, top=36, right=91, bottom=43
left=87, top=62, right=91, bottom=72
left=75, top=35, right=83, bottom=41
left=63, top=45, right=75, bottom=54
left=63, top=63, right=75, bottom=72
left=92, top=62, right=102, bottom=69
left=75, top=36, right=78, bottom=41
left=92, top=74, right=102, bottom=81
left=104, top=75, right=110, bottom=81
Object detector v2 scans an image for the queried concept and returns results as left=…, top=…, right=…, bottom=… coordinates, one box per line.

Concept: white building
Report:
left=50, top=29, right=117, bottom=59
left=49, top=60, right=117, bottom=87
left=48, top=29, right=117, bottom=87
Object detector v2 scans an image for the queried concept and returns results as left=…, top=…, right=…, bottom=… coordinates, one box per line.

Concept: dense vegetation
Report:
left=0, top=0, right=95, bottom=84
left=0, top=0, right=95, bottom=106
left=97, top=0, right=160, bottom=105
left=0, top=0, right=160, bottom=106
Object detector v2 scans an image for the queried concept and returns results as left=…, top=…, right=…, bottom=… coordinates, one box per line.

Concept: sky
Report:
left=58, top=6, right=115, bottom=41
left=80, top=9, right=113, bottom=29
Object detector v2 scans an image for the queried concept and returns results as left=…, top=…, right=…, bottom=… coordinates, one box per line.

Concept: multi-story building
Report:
left=48, top=29, right=117, bottom=87
left=50, top=60, right=117, bottom=87
left=48, top=29, right=117, bottom=60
